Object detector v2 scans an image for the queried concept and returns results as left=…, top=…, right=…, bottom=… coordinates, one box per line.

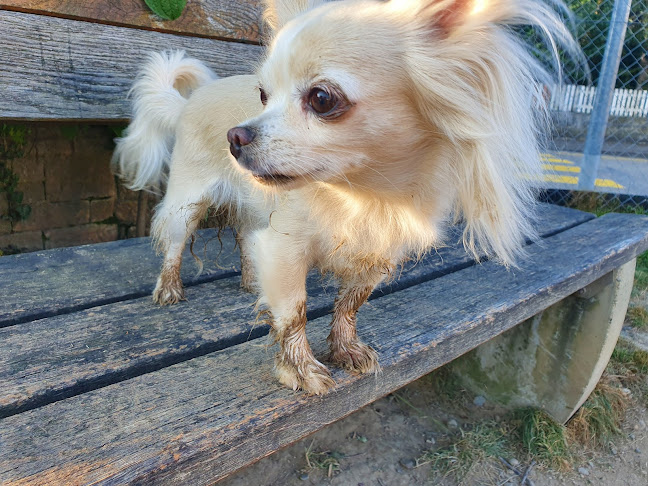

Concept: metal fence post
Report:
left=579, top=0, right=632, bottom=190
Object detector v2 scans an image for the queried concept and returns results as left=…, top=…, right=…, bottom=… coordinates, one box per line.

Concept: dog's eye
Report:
left=259, top=87, right=268, bottom=106
left=308, top=88, right=337, bottom=116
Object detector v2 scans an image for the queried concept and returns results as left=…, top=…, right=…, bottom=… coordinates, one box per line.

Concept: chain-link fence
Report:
left=540, top=0, right=648, bottom=212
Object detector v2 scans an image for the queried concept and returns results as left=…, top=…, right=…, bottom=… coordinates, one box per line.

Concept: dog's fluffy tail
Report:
left=112, top=51, right=216, bottom=192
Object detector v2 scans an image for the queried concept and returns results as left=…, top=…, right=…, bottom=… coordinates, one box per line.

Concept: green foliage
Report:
left=569, top=384, right=626, bottom=446
left=0, top=125, right=32, bottom=223
left=634, top=250, right=648, bottom=291
left=627, top=306, right=648, bottom=328
left=567, top=0, right=648, bottom=87
left=515, top=408, right=571, bottom=468
left=523, top=0, right=648, bottom=87
left=419, top=422, right=511, bottom=480
left=110, top=125, right=128, bottom=139
left=611, top=341, right=648, bottom=374
left=144, top=0, right=187, bottom=20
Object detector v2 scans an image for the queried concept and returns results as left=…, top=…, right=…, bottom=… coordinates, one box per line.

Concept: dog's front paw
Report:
left=275, top=357, right=336, bottom=395
left=329, top=340, right=380, bottom=375
left=153, top=270, right=185, bottom=305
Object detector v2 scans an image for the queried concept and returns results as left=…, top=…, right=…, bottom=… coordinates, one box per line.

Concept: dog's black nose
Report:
left=227, top=127, right=256, bottom=159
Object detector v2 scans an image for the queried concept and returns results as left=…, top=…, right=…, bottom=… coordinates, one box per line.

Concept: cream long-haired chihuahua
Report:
left=114, top=0, right=577, bottom=394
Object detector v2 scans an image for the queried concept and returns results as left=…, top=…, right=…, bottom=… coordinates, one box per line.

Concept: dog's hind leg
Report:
left=151, top=180, right=210, bottom=305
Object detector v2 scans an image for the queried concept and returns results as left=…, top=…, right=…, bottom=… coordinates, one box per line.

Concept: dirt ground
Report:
left=219, top=331, right=648, bottom=486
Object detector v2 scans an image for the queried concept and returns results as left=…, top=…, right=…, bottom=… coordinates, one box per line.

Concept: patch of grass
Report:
left=418, top=422, right=510, bottom=480
left=416, top=342, right=644, bottom=482
left=566, top=192, right=648, bottom=218
left=565, top=192, right=609, bottom=216
left=608, top=340, right=648, bottom=405
left=514, top=408, right=571, bottom=469
left=610, top=340, right=648, bottom=375
left=302, top=441, right=343, bottom=478
left=627, top=306, right=648, bottom=328
left=419, top=374, right=629, bottom=482
left=634, top=251, right=648, bottom=292
left=568, top=381, right=627, bottom=448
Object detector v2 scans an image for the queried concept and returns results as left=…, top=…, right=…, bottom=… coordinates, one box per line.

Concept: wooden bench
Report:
left=2, top=203, right=648, bottom=484
left=2, top=3, right=648, bottom=485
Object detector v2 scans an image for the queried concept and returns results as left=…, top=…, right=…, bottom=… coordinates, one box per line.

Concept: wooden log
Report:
left=1, top=212, right=647, bottom=485
left=0, top=0, right=264, bottom=43
left=0, top=204, right=593, bottom=328
left=0, top=10, right=263, bottom=121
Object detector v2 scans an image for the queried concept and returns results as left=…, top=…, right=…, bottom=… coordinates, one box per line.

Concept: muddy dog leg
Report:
left=151, top=177, right=211, bottom=305
left=251, top=226, right=336, bottom=394
left=328, top=274, right=387, bottom=374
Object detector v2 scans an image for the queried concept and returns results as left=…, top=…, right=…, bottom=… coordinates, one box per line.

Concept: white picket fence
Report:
left=550, top=84, right=648, bottom=117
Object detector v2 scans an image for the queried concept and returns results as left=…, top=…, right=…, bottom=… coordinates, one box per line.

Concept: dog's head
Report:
left=229, top=0, right=423, bottom=189
left=228, top=0, right=577, bottom=263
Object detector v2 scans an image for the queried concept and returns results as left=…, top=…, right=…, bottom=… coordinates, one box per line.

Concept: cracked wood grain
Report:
left=0, top=229, right=241, bottom=327
left=0, top=10, right=262, bottom=121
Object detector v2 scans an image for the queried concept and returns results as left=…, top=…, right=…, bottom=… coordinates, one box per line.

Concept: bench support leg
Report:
left=451, top=259, right=636, bottom=424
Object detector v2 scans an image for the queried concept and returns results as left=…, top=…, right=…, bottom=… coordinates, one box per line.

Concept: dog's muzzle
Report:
left=227, top=126, right=256, bottom=160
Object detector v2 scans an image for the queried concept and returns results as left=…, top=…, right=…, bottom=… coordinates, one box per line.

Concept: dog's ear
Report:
left=398, top=0, right=522, bottom=37
left=397, top=0, right=549, bottom=265
left=262, top=0, right=327, bottom=37
left=423, top=0, right=474, bottom=34
left=388, top=0, right=478, bottom=36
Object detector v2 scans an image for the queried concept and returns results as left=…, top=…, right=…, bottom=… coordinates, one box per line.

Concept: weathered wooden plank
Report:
left=0, top=0, right=263, bottom=43
left=0, top=205, right=593, bottom=417
left=0, top=229, right=241, bottom=328
left=378, top=202, right=594, bottom=296
left=0, top=238, right=488, bottom=418
left=0, top=242, right=479, bottom=419
left=0, top=203, right=593, bottom=328
left=1, top=212, right=646, bottom=485
left=0, top=10, right=262, bottom=121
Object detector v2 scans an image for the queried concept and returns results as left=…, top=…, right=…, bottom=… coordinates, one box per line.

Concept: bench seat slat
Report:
left=0, top=205, right=593, bottom=418
left=0, top=203, right=593, bottom=328
left=0, top=10, right=262, bottom=121
left=0, top=0, right=263, bottom=42
left=1, top=212, right=646, bottom=485
left=0, top=239, right=500, bottom=419
left=0, top=229, right=241, bottom=328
